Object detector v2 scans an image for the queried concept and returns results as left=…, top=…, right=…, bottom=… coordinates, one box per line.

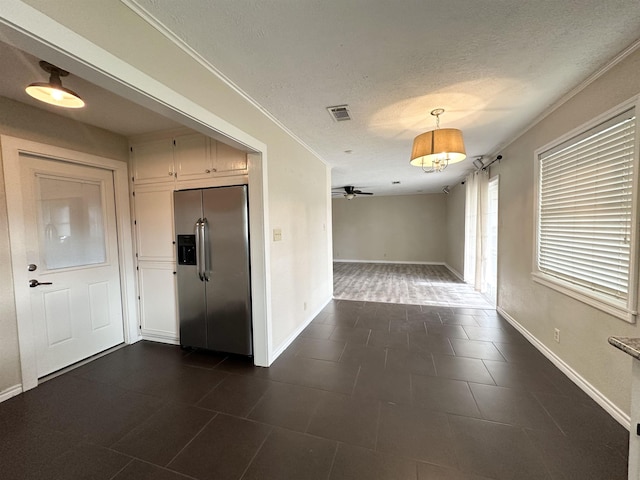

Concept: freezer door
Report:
left=203, top=185, right=253, bottom=355
left=174, top=189, right=207, bottom=348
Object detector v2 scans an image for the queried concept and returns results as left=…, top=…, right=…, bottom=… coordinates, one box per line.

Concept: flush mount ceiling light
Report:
left=410, top=108, right=466, bottom=173
left=25, top=61, right=85, bottom=109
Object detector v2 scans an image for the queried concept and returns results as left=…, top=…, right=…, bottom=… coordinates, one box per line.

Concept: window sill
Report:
left=531, top=272, right=637, bottom=324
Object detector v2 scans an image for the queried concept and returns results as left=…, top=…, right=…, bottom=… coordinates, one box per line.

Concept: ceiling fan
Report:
left=332, top=185, right=374, bottom=200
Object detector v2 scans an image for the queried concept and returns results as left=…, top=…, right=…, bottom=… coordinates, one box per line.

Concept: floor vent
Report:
left=327, top=105, right=351, bottom=122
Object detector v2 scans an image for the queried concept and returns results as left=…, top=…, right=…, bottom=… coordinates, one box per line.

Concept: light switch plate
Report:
left=273, top=228, right=282, bottom=242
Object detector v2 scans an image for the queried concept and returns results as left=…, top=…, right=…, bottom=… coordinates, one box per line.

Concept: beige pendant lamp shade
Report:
left=25, top=61, right=85, bottom=109
left=410, top=109, right=466, bottom=173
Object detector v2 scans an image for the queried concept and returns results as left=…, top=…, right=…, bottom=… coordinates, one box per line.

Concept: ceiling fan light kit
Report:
left=332, top=185, right=374, bottom=200
left=25, top=61, right=85, bottom=109
left=410, top=108, right=466, bottom=173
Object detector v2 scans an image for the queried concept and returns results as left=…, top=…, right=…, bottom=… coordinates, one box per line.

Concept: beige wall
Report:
left=444, top=183, right=465, bottom=277
left=0, top=96, right=129, bottom=393
left=490, top=47, right=640, bottom=415
left=332, top=194, right=447, bottom=263
left=20, top=1, right=333, bottom=351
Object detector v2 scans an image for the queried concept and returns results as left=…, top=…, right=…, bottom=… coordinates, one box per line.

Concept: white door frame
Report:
left=0, top=3, right=273, bottom=367
left=1, top=136, right=138, bottom=391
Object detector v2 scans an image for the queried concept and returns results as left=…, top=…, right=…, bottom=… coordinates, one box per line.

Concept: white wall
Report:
left=332, top=194, right=447, bottom=263
left=0, top=96, right=129, bottom=394
left=4, top=1, right=333, bottom=374
left=490, top=46, right=640, bottom=416
left=444, top=183, right=465, bottom=277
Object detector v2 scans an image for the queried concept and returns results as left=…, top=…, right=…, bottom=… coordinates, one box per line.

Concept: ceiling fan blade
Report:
left=358, top=192, right=374, bottom=195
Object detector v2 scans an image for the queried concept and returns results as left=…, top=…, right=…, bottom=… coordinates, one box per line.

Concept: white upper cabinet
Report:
left=174, top=133, right=212, bottom=181
left=131, top=131, right=247, bottom=185
left=215, top=141, right=248, bottom=176
left=131, top=138, right=175, bottom=184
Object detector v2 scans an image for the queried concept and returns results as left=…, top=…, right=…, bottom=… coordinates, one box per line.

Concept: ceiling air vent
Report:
left=327, top=105, right=351, bottom=122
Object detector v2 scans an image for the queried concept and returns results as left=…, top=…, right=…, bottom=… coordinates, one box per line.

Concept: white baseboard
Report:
left=334, top=259, right=447, bottom=265
left=497, top=306, right=630, bottom=429
left=0, top=384, right=23, bottom=403
left=270, top=296, right=332, bottom=363
left=141, top=332, right=180, bottom=345
left=444, top=263, right=464, bottom=281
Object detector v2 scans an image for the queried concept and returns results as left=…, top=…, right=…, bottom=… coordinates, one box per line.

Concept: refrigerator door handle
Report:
left=195, top=218, right=204, bottom=281
left=201, top=217, right=210, bottom=282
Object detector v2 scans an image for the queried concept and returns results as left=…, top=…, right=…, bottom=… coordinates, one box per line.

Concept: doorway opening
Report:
left=484, top=176, right=499, bottom=306
left=463, top=171, right=499, bottom=307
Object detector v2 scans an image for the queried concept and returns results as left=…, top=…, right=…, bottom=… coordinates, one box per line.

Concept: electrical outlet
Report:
left=554, top=328, right=560, bottom=343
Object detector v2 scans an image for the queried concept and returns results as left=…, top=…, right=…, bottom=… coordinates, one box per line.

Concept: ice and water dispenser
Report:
left=177, top=235, right=197, bottom=265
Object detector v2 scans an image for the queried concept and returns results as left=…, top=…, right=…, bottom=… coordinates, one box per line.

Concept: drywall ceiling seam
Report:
left=122, top=0, right=331, bottom=168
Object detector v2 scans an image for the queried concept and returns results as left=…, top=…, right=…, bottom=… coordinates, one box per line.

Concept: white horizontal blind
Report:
left=538, top=109, right=636, bottom=300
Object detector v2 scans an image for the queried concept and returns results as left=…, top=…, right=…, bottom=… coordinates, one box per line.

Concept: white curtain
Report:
left=464, top=170, right=489, bottom=292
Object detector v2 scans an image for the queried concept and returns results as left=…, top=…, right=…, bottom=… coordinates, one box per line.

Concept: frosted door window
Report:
left=37, top=176, right=107, bottom=269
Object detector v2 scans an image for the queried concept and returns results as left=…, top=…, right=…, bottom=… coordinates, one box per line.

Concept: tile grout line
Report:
left=244, top=383, right=272, bottom=419
left=238, top=426, right=275, bottom=480
left=350, top=365, right=362, bottom=396
left=324, top=441, right=340, bottom=480
left=107, top=458, right=136, bottom=480
left=465, top=380, right=483, bottom=419
left=165, top=413, right=218, bottom=468
left=373, top=401, right=382, bottom=452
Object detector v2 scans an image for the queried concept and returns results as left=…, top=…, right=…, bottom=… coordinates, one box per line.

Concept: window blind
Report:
left=537, top=109, right=636, bottom=300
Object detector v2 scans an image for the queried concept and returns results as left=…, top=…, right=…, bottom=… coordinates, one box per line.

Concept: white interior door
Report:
left=20, top=153, right=124, bottom=377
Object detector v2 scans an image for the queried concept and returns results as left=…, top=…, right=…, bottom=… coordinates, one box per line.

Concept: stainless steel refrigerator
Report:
left=174, top=185, right=252, bottom=355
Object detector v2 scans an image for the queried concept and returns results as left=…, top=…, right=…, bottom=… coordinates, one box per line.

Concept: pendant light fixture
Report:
left=25, top=61, right=85, bottom=109
left=410, top=108, right=465, bottom=173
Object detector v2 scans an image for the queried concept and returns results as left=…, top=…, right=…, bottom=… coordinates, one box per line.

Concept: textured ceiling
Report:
left=125, top=0, right=640, bottom=195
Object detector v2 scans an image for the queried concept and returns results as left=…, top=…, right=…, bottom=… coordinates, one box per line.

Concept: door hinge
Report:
left=132, top=191, right=135, bottom=197
left=131, top=176, right=134, bottom=182
left=138, top=295, right=140, bottom=300
left=136, top=266, right=139, bottom=271
left=130, top=146, right=133, bottom=152
left=173, top=139, right=176, bottom=146
left=134, top=220, right=137, bottom=225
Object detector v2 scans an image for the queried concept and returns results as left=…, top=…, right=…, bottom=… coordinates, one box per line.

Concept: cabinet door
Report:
left=175, top=133, right=211, bottom=181
left=214, top=141, right=248, bottom=176
left=134, top=186, right=175, bottom=261
left=138, top=262, right=178, bottom=342
left=131, top=138, right=175, bottom=184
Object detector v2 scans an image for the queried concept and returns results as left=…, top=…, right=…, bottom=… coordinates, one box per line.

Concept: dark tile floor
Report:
left=0, top=300, right=629, bottom=479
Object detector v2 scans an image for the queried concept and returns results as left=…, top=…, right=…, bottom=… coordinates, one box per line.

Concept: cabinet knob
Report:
left=212, top=168, right=217, bottom=172
left=205, top=169, right=211, bottom=174
left=168, top=171, right=173, bottom=176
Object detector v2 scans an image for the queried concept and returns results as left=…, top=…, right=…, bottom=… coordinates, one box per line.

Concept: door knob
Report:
left=29, top=279, right=53, bottom=288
